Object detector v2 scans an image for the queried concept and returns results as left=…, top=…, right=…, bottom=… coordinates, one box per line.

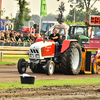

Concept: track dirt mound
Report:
left=1, top=85, right=100, bottom=100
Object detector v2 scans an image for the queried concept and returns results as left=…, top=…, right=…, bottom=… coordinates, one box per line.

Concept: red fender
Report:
left=60, top=40, right=70, bottom=53
left=60, top=39, right=78, bottom=53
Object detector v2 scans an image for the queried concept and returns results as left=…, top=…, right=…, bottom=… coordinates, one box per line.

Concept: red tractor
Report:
left=17, top=15, right=100, bottom=75
left=17, top=24, right=90, bottom=75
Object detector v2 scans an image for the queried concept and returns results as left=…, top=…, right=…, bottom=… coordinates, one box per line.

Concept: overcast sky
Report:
left=2, top=0, right=100, bottom=18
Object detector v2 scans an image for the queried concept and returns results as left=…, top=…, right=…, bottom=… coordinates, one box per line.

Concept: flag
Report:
left=1, top=10, right=3, bottom=16
left=40, top=0, right=47, bottom=16
left=0, top=0, right=2, bottom=14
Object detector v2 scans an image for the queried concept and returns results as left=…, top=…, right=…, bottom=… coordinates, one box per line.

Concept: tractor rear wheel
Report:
left=17, top=58, right=26, bottom=74
left=92, top=59, right=98, bottom=74
left=60, top=42, right=82, bottom=75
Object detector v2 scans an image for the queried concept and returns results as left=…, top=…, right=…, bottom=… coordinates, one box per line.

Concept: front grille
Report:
left=81, top=39, right=88, bottom=42
left=81, top=39, right=89, bottom=44
left=29, top=49, right=40, bottom=59
left=30, top=49, right=39, bottom=53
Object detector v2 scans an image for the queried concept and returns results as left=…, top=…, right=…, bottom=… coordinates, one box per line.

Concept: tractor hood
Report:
left=78, top=35, right=90, bottom=46
left=29, top=41, right=55, bottom=59
left=30, top=41, right=54, bottom=49
left=79, top=35, right=89, bottom=39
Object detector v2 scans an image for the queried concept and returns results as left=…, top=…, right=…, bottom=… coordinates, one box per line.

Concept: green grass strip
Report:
left=3, top=57, right=29, bottom=59
left=0, top=78, right=100, bottom=90
left=0, top=61, right=17, bottom=65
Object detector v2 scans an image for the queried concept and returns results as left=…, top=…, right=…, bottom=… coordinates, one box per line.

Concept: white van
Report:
left=41, top=21, right=58, bottom=33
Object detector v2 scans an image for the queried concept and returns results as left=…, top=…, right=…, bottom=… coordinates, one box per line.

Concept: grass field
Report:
left=0, top=57, right=29, bottom=65
left=3, top=57, right=29, bottom=59
left=0, top=78, right=100, bottom=90
left=0, top=61, right=17, bottom=65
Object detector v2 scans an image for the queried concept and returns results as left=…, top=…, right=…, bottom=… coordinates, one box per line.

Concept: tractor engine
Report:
left=29, top=41, right=55, bottom=60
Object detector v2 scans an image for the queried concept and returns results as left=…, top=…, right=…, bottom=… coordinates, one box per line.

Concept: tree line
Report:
left=17, top=7, right=100, bottom=28
left=5, top=0, right=100, bottom=32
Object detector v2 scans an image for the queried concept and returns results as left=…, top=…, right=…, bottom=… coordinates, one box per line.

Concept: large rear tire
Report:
left=60, top=42, right=82, bottom=75
left=17, top=59, right=26, bottom=74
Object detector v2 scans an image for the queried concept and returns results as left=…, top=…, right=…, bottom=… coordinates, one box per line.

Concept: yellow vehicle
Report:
left=81, top=15, right=100, bottom=74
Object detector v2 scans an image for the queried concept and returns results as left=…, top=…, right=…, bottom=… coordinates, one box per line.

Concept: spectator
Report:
left=17, top=32, right=20, bottom=39
left=4, top=31, right=6, bottom=39
left=0, top=33, right=5, bottom=46
left=4, top=31, right=10, bottom=39
left=25, top=33, right=31, bottom=46
left=10, top=30, right=15, bottom=43
left=20, top=33, right=24, bottom=43
left=34, top=24, right=40, bottom=39
left=14, top=33, right=19, bottom=43
left=26, top=33, right=31, bottom=42
left=5, top=34, right=11, bottom=43
left=35, top=24, right=39, bottom=33
left=0, top=31, right=2, bottom=38
left=0, top=33, right=5, bottom=42
left=10, top=30, right=14, bottom=38
left=30, top=33, right=35, bottom=44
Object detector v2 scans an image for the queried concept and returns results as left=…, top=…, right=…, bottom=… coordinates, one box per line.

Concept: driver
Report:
left=49, top=28, right=60, bottom=54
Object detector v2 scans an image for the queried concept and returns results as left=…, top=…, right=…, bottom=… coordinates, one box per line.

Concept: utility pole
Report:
left=0, top=0, right=2, bottom=31
left=70, top=1, right=79, bottom=25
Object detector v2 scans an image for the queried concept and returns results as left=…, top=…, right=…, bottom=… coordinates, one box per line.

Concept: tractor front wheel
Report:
left=17, top=59, right=26, bottom=74
left=60, top=42, right=82, bottom=75
left=45, top=60, right=55, bottom=75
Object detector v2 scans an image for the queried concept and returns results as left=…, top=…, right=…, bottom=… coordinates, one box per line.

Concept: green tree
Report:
left=14, top=0, right=31, bottom=32
left=9, top=18, right=15, bottom=23
left=68, top=0, right=100, bottom=22
left=90, top=7, right=100, bottom=15
left=66, top=9, right=86, bottom=22
left=66, top=7, right=100, bottom=23
left=23, top=8, right=31, bottom=21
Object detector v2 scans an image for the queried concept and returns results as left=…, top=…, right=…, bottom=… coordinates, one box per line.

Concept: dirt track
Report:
left=1, top=65, right=100, bottom=100
left=1, top=65, right=100, bottom=82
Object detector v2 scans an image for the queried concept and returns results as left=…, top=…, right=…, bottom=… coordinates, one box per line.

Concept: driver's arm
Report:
left=58, top=28, right=61, bottom=34
left=64, top=28, right=66, bottom=34
left=52, top=36, right=58, bottom=39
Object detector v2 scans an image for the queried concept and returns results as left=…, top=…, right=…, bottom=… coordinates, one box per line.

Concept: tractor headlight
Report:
left=35, top=54, right=40, bottom=58
left=81, top=39, right=89, bottom=44
left=30, top=54, right=34, bottom=58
